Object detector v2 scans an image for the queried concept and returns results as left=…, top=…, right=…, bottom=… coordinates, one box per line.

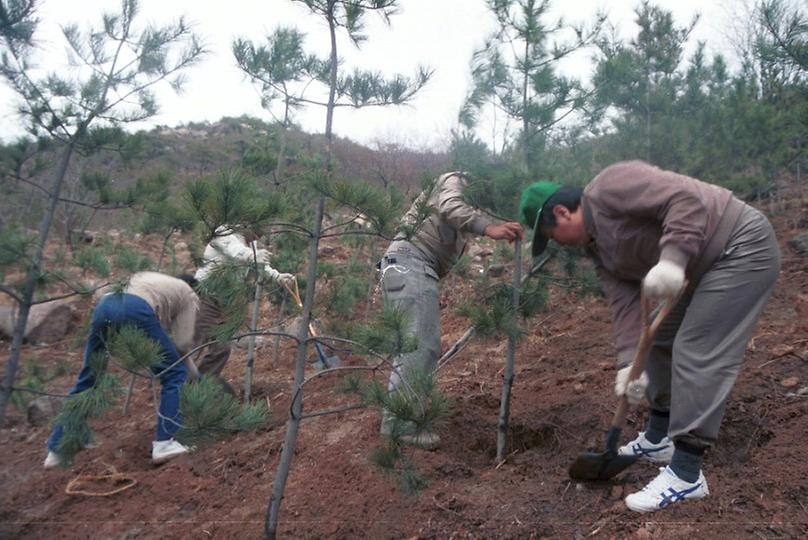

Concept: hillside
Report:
left=0, top=177, right=805, bottom=539
left=1, top=116, right=451, bottom=232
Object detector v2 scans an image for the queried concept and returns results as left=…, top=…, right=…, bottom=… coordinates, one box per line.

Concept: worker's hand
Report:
left=614, top=366, right=648, bottom=406
left=643, top=259, right=684, bottom=299
left=484, top=222, right=524, bottom=242
left=276, top=273, right=295, bottom=288
left=254, top=248, right=272, bottom=265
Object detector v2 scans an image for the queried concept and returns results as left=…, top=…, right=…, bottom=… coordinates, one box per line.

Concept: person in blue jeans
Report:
left=44, top=272, right=199, bottom=467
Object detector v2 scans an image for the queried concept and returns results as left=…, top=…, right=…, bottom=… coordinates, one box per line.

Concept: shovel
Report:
left=283, top=278, right=340, bottom=370
left=568, top=287, right=683, bottom=481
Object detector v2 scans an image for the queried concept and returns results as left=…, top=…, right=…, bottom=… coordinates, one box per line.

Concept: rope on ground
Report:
left=65, top=472, right=137, bottom=497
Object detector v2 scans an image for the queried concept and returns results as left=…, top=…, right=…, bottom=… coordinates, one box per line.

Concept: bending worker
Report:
left=192, top=225, right=295, bottom=394
left=519, top=160, right=780, bottom=512
left=45, top=271, right=199, bottom=467
left=380, top=171, right=523, bottom=449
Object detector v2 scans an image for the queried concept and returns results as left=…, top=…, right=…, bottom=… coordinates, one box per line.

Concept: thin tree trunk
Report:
left=122, top=373, right=137, bottom=415
left=496, top=239, right=521, bottom=463
left=265, top=4, right=338, bottom=537
left=157, top=227, right=176, bottom=271
left=265, top=197, right=325, bottom=539
left=521, top=38, right=530, bottom=175
left=273, top=96, right=290, bottom=185
left=0, top=142, right=76, bottom=427
left=363, top=245, right=379, bottom=320
left=272, top=296, right=287, bottom=366
left=244, top=279, right=262, bottom=403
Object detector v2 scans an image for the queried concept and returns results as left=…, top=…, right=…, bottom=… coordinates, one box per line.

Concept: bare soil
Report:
left=1, top=193, right=807, bottom=539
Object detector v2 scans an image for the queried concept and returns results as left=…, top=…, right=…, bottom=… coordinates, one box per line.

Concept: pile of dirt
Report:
left=0, top=192, right=806, bottom=538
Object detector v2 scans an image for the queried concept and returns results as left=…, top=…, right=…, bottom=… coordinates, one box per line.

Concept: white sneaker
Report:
left=625, top=466, right=710, bottom=513
left=151, top=439, right=191, bottom=464
left=618, top=431, right=674, bottom=464
left=43, top=451, right=62, bottom=469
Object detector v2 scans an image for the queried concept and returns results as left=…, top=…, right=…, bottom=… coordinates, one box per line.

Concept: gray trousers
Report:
left=646, top=206, right=781, bottom=449
left=379, top=252, right=441, bottom=431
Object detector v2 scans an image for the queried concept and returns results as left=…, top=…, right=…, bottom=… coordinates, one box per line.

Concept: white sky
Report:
left=0, top=0, right=743, bottom=150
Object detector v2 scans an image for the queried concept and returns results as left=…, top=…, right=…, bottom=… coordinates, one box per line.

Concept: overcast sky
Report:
left=0, top=0, right=742, bottom=149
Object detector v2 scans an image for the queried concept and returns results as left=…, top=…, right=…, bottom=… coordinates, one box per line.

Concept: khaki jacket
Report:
left=388, top=172, right=494, bottom=277
left=125, top=272, right=199, bottom=355
left=582, top=161, right=744, bottom=366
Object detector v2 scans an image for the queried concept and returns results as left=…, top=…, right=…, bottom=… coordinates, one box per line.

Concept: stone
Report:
left=788, top=232, right=808, bottom=258
left=0, top=299, right=77, bottom=344
left=486, top=263, right=507, bottom=277
left=27, top=395, right=63, bottom=427
left=234, top=335, right=267, bottom=350
left=780, top=376, right=799, bottom=388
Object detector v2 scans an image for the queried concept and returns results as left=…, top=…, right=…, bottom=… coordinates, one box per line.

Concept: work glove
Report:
left=276, top=273, right=295, bottom=288
left=614, top=365, right=648, bottom=406
left=643, top=259, right=684, bottom=298
left=255, top=248, right=272, bottom=265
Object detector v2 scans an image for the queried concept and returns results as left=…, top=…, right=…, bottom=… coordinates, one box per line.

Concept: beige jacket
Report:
left=388, top=172, right=494, bottom=277
left=125, top=272, right=199, bottom=355
left=582, top=161, right=745, bottom=366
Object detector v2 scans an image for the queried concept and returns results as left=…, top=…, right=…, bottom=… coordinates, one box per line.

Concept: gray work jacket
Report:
left=387, top=172, right=494, bottom=278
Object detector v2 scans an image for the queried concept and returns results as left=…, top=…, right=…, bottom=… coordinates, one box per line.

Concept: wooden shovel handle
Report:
left=611, top=285, right=686, bottom=427
left=281, top=278, right=320, bottom=338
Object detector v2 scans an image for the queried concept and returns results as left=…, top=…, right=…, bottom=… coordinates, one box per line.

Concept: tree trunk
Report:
left=244, top=279, right=262, bottom=403
left=264, top=197, right=325, bottom=539
left=272, top=295, right=287, bottom=366
left=521, top=38, right=530, bottom=175
left=0, top=141, right=76, bottom=427
left=157, top=228, right=176, bottom=271
left=496, top=239, right=522, bottom=463
left=265, top=3, right=338, bottom=537
left=273, top=96, right=290, bottom=185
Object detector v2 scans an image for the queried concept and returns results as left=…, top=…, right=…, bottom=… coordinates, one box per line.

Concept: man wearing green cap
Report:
left=380, top=171, right=523, bottom=449
left=519, top=160, right=780, bottom=513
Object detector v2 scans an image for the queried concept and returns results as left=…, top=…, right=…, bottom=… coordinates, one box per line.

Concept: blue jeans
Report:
left=47, top=293, right=187, bottom=452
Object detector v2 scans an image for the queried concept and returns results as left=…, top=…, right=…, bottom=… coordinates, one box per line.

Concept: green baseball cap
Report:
left=519, top=181, right=561, bottom=256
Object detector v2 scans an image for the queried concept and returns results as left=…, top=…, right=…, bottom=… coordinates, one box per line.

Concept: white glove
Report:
left=255, top=248, right=272, bottom=265
left=614, top=366, right=648, bottom=406
left=643, top=259, right=684, bottom=298
left=276, top=273, right=295, bottom=288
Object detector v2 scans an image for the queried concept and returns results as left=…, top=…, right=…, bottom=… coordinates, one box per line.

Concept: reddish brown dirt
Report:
left=1, top=194, right=807, bottom=539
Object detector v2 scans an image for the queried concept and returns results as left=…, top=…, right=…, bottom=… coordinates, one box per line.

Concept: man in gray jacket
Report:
left=380, top=171, right=523, bottom=449
left=520, top=161, right=780, bottom=513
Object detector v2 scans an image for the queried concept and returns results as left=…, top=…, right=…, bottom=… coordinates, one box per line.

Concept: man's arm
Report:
left=435, top=173, right=495, bottom=235
left=484, top=222, right=524, bottom=242
left=436, top=173, right=523, bottom=240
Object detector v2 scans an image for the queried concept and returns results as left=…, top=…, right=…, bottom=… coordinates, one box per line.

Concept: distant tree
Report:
left=0, top=0, right=206, bottom=427
left=460, top=0, right=604, bottom=175
left=592, top=1, right=697, bottom=165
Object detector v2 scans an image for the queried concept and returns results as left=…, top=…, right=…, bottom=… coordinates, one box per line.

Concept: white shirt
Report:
left=194, top=226, right=280, bottom=282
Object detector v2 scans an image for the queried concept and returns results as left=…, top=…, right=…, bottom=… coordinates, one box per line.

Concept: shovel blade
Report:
left=568, top=450, right=639, bottom=481
left=312, top=355, right=341, bottom=371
